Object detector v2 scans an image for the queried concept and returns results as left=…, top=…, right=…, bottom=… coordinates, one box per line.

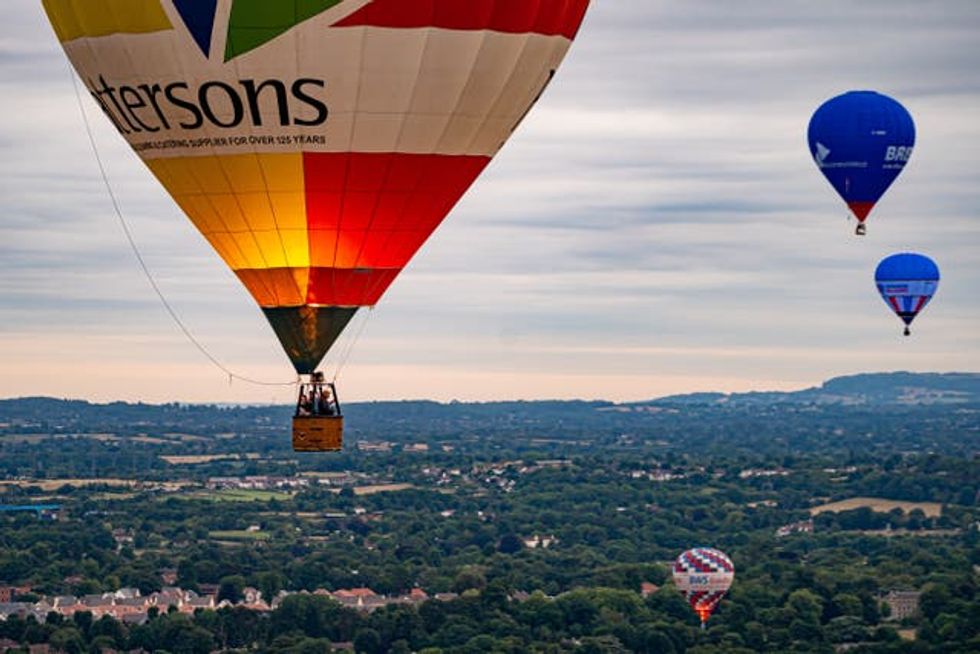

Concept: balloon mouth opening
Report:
left=696, top=607, right=712, bottom=624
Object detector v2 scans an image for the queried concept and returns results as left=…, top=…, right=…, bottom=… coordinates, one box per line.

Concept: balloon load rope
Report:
left=67, top=68, right=296, bottom=389
left=330, top=307, right=374, bottom=384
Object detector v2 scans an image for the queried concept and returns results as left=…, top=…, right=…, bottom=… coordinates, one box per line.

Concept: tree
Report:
left=256, top=570, right=286, bottom=603
left=497, top=534, right=524, bottom=555
left=49, top=627, right=85, bottom=654
left=830, top=593, right=863, bottom=619
left=452, top=566, right=487, bottom=594
left=786, top=589, right=824, bottom=625
left=217, top=575, right=247, bottom=604
left=353, top=627, right=383, bottom=654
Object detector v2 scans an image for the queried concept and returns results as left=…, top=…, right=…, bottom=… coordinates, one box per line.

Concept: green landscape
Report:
left=0, top=373, right=977, bottom=653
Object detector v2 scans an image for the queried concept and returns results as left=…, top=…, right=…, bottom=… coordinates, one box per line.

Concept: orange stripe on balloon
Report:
left=234, top=267, right=400, bottom=308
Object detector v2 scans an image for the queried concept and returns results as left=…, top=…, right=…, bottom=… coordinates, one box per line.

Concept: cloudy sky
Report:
left=1, top=1, right=978, bottom=405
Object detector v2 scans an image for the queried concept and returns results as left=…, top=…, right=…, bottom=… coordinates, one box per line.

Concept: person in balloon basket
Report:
left=297, top=390, right=313, bottom=417
left=318, top=387, right=336, bottom=417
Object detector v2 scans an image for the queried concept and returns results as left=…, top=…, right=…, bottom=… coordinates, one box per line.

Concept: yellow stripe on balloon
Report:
left=145, top=153, right=310, bottom=271
left=42, top=0, right=173, bottom=43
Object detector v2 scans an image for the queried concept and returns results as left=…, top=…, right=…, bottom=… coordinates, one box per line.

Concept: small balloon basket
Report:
left=293, top=374, right=344, bottom=452
left=293, top=415, right=343, bottom=452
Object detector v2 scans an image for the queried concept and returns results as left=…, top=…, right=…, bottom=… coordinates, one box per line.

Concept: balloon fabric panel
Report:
left=333, top=0, right=591, bottom=39
left=43, top=0, right=174, bottom=42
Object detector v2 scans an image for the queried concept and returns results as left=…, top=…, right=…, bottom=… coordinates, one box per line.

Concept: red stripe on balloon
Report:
left=303, top=151, right=489, bottom=270
left=307, top=267, right=401, bottom=306
left=301, top=152, right=490, bottom=306
left=848, top=201, right=875, bottom=221
left=333, top=0, right=590, bottom=40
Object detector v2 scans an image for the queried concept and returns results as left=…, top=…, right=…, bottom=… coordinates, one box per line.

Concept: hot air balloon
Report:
left=42, top=0, right=591, bottom=450
left=808, top=91, right=915, bottom=235
left=875, top=253, right=939, bottom=336
left=673, top=547, right=734, bottom=629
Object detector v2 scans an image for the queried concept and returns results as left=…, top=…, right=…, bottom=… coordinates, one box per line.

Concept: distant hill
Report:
left=1, top=372, right=977, bottom=459
left=646, top=372, right=980, bottom=406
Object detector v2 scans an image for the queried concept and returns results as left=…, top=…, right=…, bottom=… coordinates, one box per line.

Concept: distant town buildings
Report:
left=739, top=468, right=790, bottom=479
left=640, top=582, right=660, bottom=598
left=882, top=590, right=921, bottom=621
left=356, top=441, right=392, bottom=453
left=523, top=534, right=558, bottom=549
left=207, top=476, right=310, bottom=491
left=629, top=470, right=685, bottom=482
left=0, top=585, right=462, bottom=625
left=776, top=519, right=815, bottom=538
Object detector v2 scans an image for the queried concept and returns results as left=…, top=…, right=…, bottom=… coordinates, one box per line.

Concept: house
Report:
left=0, top=603, right=31, bottom=620
left=198, top=584, right=219, bottom=597
left=523, top=535, right=558, bottom=549
left=739, top=468, right=790, bottom=479
left=183, top=596, right=215, bottom=612
left=52, top=596, right=78, bottom=609
left=111, top=529, right=134, bottom=546
left=776, top=519, right=815, bottom=538
left=640, top=582, right=660, bottom=598
left=331, top=588, right=384, bottom=611
left=883, top=591, right=921, bottom=621
left=121, top=612, right=148, bottom=626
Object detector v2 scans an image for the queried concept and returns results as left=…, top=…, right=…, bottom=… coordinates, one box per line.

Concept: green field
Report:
left=208, top=530, right=271, bottom=541
left=180, top=489, right=294, bottom=503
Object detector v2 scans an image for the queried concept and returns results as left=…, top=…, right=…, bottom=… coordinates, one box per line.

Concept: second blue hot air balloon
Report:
left=875, top=253, right=939, bottom=336
left=808, top=91, right=915, bottom=235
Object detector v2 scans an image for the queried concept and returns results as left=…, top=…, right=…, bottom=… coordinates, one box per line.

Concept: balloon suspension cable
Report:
left=332, top=307, right=373, bottom=383
left=67, top=67, right=295, bottom=388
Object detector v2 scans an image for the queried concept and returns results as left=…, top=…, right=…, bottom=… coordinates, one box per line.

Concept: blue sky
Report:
left=1, top=1, right=978, bottom=404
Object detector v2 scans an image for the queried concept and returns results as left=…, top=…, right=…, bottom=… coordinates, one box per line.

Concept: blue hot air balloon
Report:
left=808, top=91, right=916, bottom=235
left=875, top=253, right=939, bottom=336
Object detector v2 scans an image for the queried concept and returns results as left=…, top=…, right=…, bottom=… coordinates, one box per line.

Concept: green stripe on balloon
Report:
left=225, top=0, right=344, bottom=61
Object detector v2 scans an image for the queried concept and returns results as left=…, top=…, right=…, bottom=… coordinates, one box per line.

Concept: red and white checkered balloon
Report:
left=672, top=548, right=735, bottom=625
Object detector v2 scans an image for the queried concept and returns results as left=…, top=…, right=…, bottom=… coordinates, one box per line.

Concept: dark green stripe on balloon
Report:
left=225, top=0, right=344, bottom=61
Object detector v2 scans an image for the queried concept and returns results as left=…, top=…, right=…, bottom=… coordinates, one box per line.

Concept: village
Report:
left=0, top=584, right=452, bottom=627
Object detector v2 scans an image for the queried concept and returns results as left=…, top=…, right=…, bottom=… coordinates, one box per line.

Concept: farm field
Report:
left=323, top=483, right=415, bottom=496
left=0, top=478, right=138, bottom=491
left=179, top=489, right=295, bottom=503
left=809, top=497, right=943, bottom=517
left=208, top=530, right=271, bottom=541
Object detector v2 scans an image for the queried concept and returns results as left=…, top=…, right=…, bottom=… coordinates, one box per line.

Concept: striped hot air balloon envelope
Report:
left=42, top=0, right=591, bottom=374
left=672, top=547, right=734, bottom=628
left=875, top=253, right=940, bottom=336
